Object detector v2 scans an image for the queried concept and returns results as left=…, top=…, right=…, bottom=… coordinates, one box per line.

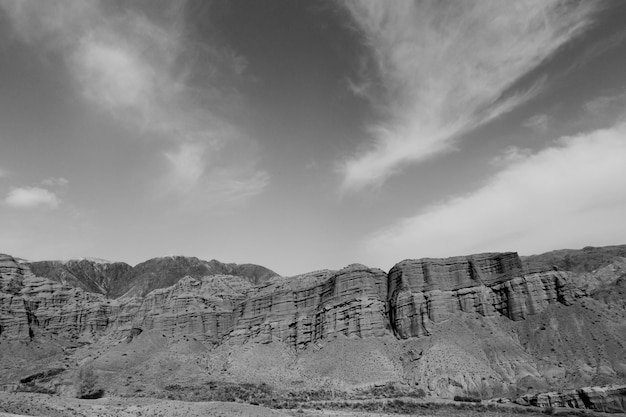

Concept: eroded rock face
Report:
left=227, top=264, right=389, bottom=348
left=0, top=255, right=133, bottom=340
left=129, top=275, right=252, bottom=342
left=2, top=250, right=625, bottom=400
left=517, top=385, right=626, bottom=413
left=388, top=253, right=574, bottom=338
left=2, top=252, right=576, bottom=346
left=127, top=264, right=389, bottom=349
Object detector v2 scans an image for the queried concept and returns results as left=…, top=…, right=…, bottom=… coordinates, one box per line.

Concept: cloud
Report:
left=163, top=142, right=207, bottom=194
left=523, top=114, right=550, bottom=132
left=41, top=177, right=69, bottom=187
left=0, top=0, right=269, bottom=207
left=162, top=141, right=270, bottom=208
left=362, top=122, right=626, bottom=268
left=585, top=91, right=626, bottom=116
left=4, top=187, right=61, bottom=209
left=339, top=0, right=598, bottom=190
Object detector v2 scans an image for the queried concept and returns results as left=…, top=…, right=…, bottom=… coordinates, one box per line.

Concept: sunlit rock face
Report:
left=227, top=264, right=389, bottom=348
left=2, top=252, right=574, bottom=344
left=388, top=253, right=574, bottom=338
left=0, top=254, right=132, bottom=340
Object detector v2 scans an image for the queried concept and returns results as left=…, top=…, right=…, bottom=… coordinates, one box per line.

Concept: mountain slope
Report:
left=26, top=256, right=280, bottom=298
left=522, top=244, right=626, bottom=273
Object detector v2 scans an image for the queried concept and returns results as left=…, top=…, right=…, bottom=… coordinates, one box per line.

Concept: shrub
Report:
left=76, top=366, right=103, bottom=399
left=454, top=395, right=482, bottom=403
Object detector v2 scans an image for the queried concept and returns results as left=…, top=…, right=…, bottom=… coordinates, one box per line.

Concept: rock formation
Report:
left=388, top=253, right=573, bottom=338
left=516, top=385, right=626, bottom=413
left=27, top=256, right=279, bottom=298
left=1, top=248, right=625, bottom=409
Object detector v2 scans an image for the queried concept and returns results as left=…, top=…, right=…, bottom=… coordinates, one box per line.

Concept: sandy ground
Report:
left=0, top=391, right=291, bottom=417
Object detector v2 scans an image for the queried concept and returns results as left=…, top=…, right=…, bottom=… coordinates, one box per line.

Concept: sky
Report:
left=1, top=0, right=626, bottom=276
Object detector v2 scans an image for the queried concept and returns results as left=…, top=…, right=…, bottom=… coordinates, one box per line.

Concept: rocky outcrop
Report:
left=129, top=275, right=254, bottom=342
left=125, top=264, right=389, bottom=348
left=388, top=253, right=574, bottom=338
left=2, top=249, right=626, bottom=402
left=1, top=255, right=135, bottom=340
left=3, top=252, right=577, bottom=344
left=516, top=385, right=626, bottom=413
left=227, top=264, right=389, bottom=348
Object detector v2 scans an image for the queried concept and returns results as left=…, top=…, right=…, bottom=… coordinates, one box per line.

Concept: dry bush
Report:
left=76, top=366, right=103, bottom=399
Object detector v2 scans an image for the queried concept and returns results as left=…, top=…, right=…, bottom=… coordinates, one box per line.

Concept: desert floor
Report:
left=3, top=391, right=624, bottom=417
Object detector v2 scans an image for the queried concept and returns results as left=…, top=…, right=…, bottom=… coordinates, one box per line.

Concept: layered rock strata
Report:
left=517, top=385, right=626, bottom=413
left=125, top=264, right=389, bottom=348
left=227, top=264, right=389, bottom=347
left=3, top=252, right=577, bottom=346
left=388, top=253, right=574, bottom=338
left=0, top=254, right=134, bottom=340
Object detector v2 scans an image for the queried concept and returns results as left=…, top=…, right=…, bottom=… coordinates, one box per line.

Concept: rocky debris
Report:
left=516, top=384, right=626, bottom=413
left=388, top=253, right=574, bottom=338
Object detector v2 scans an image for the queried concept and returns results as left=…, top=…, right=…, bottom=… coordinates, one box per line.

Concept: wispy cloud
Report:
left=585, top=90, right=626, bottom=116
left=4, top=187, right=61, bottom=209
left=161, top=141, right=269, bottom=209
left=523, top=114, right=550, bottom=132
left=0, top=0, right=268, bottom=208
left=361, top=121, right=626, bottom=268
left=41, top=177, right=69, bottom=187
left=339, top=0, right=598, bottom=190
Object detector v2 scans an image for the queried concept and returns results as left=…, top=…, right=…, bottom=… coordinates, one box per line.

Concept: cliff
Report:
left=388, top=253, right=574, bottom=338
left=1, top=249, right=625, bottom=409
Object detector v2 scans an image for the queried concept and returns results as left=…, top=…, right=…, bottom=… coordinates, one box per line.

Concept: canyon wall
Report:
left=2, top=252, right=577, bottom=350
left=388, top=253, right=574, bottom=338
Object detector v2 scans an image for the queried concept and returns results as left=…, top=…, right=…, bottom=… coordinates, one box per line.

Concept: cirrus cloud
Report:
left=339, top=0, right=598, bottom=190
left=0, top=0, right=268, bottom=209
left=362, top=121, right=626, bottom=268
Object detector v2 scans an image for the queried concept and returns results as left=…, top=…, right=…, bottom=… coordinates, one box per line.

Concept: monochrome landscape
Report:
left=1, top=0, right=626, bottom=416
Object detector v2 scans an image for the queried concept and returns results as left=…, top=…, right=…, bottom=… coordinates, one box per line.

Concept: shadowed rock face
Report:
left=28, top=259, right=132, bottom=297
left=115, top=256, right=279, bottom=298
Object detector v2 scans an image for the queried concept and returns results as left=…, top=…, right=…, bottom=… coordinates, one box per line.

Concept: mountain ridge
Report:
left=26, top=256, right=280, bottom=299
